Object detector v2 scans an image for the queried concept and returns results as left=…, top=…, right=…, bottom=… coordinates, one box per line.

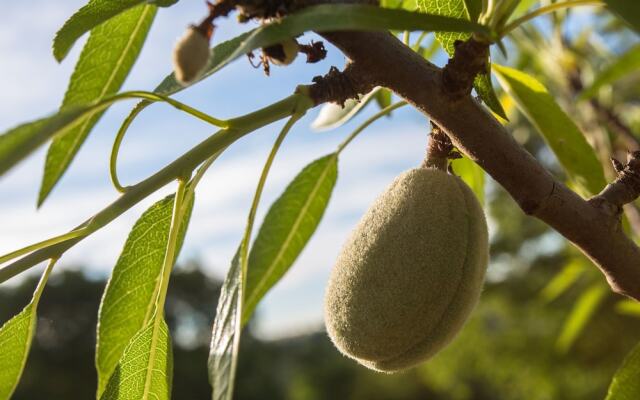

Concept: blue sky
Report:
left=0, top=1, right=438, bottom=338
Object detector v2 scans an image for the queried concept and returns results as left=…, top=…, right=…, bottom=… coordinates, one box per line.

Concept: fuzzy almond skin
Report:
left=324, top=168, right=489, bottom=373
left=172, top=27, right=210, bottom=85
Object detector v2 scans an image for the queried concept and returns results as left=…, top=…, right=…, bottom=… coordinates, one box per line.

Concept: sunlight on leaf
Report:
left=40, top=4, right=157, bottom=205
left=96, top=193, right=193, bottom=397
left=451, top=156, right=484, bottom=206
left=100, top=316, right=173, bottom=400
left=556, top=284, right=607, bottom=353
left=493, top=64, right=607, bottom=196
left=243, top=154, right=339, bottom=324
left=0, top=261, right=54, bottom=399
left=606, top=340, right=640, bottom=399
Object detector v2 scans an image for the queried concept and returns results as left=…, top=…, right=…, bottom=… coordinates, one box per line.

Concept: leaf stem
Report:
left=109, top=95, right=228, bottom=193
left=500, top=0, right=604, bottom=37
left=154, top=179, right=188, bottom=313
left=336, top=101, right=407, bottom=154
left=0, top=92, right=307, bottom=284
left=0, top=228, right=89, bottom=265
left=32, top=258, right=57, bottom=304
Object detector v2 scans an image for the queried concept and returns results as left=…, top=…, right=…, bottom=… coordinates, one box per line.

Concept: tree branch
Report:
left=320, top=30, right=640, bottom=300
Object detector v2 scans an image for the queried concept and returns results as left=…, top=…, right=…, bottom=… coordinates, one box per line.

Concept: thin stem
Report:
left=411, top=31, right=429, bottom=52
left=0, top=93, right=307, bottom=284
left=154, top=179, right=188, bottom=312
left=32, top=258, right=57, bottom=304
left=0, top=227, right=89, bottom=264
left=500, top=0, right=604, bottom=37
left=109, top=95, right=228, bottom=193
left=239, top=113, right=304, bottom=291
left=336, top=101, right=407, bottom=154
left=402, top=31, right=410, bottom=45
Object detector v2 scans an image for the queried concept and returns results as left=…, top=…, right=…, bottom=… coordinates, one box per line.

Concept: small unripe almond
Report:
left=172, top=26, right=210, bottom=85
left=263, top=38, right=299, bottom=66
left=324, top=168, right=489, bottom=373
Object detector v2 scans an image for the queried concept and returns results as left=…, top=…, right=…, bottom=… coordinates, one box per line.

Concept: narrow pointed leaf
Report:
left=463, top=0, right=482, bottom=22
left=40, top=4, right=156, bottom=204
left=540, top=259, right=585, bottom=303
left=580, top=44, right=640, bottom=100
left=604, top=0, right=640, bottom=33
left=0, top=262, right=54, bottom=399
left=243, top=154, right=338, bottom=324
left=208, top=251, right=242, bottom=400
left=96, top=193, right=193, bottom=397
left=556, top=284, right=607, bottom=353
left=53, top=0, right=152, bottom=61
left=418, top=0, right=507, bottom=119
left=0, top=305, right=36, bottom=399
left=493, top=64, right=607, bottom=196
left=451, top=156, right=484, bottom=205
left=605, top=340, right=640, bottom=399
left=615, top=300, right=640, bottom=317
left=100, top=316, right=173, bottom=400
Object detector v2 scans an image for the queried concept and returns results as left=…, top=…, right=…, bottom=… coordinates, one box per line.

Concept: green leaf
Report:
left=606, top=340, right=640, bottom=400
left=493, top=64, right=607, bottom=196
left=311, top=89, right=381, bottom=131
left=580, top=44, right=640, bottom=100
left=540, top=258, right=585, bottom=303
left=375, top=88, right=393, bottom=110
left=462, top=0, right=482, bottom=22
left=0, top=306, right=36, bottom=399
left=615, top=300, right=640, bottom=318
left=451, top=155, right=484, bottom=205
left=0, top=261, right=54, bottom=399
left=418, top=0, right=507, bottom=119
left=208, top=251, right=242, bottom=400
left=556, top=284, right=607, bottom=353
left=100, top=316, right=173, bottom=400
left=243, top=154, right=338, bottom=324
left=96, top=193, right=193, bottom=397
left=53, top=0, right=152, bottom=61
left=40, top=4, right=156, bottom=205
left=604, top=0, right=640, bottom=33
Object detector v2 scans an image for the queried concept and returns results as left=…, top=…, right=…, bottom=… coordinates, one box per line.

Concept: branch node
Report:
left=308, top=65, right=372, bottom=106
left=423, top=123, right=455, bottom=171
left=590, top=151, right=640, bottom=215
left=442, top=37, right=488, bottom=99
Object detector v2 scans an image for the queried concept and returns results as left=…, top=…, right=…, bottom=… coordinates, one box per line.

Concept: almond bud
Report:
left=172, top=26, right=211, bottom=86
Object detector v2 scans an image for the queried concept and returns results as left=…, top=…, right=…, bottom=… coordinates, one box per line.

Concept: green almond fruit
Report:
left=324, top=167, right=489, bottom=372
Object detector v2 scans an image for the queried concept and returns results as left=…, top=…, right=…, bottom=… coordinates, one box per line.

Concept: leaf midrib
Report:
left=244, top=155, right=336, bottom=311
left=54, top=5, right=153, bottom=182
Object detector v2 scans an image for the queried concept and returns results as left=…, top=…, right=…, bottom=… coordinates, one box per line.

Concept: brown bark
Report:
left=318, top=31, right=640, bottom=300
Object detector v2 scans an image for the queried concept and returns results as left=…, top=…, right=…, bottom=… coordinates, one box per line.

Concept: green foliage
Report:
left=604, top=0, right=640, bottom=33
left=556, top=283, right=608, bottom=353
left=208, top=251, right=242, bottom=400
left=244, top=154, right=338, bottom=323
left=493, top=64, right=606, bottom=196
left=100, top=316, right=174, bottom=400
left=417, top=0, right=507, bottom=120
left=0, top=306, right=36, bottom=400
left=0, top=262, right=53, bottom=400
left=40, top=4, right=157, bottom=204
left=96, top=193, right=193, bottom=396
left=451, top=156, right=485, bottom=205
left=580, top=44, right=640, bottom=100
left=606, top=341, right=640, bottom=400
